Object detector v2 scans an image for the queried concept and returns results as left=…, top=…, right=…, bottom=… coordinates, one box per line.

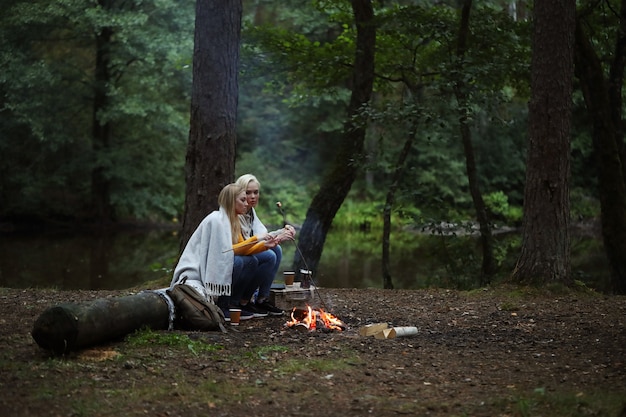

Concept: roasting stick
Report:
left=276, top=201, right=330, bottom=312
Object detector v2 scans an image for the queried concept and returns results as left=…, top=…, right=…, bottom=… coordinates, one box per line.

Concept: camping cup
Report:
left=229, top=308, right=241, bottom=325
left=284, top=271, right=295, bottom=286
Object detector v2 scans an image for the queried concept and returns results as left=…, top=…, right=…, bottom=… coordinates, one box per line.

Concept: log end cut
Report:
left=31, top=305, right=79, bottom=355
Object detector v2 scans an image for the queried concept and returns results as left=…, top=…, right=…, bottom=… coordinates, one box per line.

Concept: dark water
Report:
left=0, top=228, right=178, bottom=290
left=0, top=227, right=612, bottom=292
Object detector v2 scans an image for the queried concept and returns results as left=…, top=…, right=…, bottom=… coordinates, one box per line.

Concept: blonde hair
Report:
left=218, top=183, right=246, bottom=244
left=236, top=174, right=260, bottom=191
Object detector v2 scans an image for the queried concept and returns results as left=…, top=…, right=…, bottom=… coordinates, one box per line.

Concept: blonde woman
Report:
left=236, top=174, right=296, bottom=315
left=171, top=183, right=279, bottom=321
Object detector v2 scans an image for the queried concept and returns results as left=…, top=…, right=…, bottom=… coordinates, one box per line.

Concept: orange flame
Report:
left=318, top=308, right=345, bottom=331
left=285, top=305, right=345, bottom=331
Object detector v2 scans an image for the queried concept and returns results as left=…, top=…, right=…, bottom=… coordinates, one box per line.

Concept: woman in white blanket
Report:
left=171, top=183, right=280, bottom=321
left=236, top=174, right=296, bottom=316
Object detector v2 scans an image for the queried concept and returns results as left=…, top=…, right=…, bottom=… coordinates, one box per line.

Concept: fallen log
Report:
left=31, top=291, right=170, bottom=355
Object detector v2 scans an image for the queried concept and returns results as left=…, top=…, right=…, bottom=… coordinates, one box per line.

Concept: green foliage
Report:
left=333, top=199, right=383, bottom=230
left=484, top=191, right=523, bottom=224
left=570, top=187, right=600, bottom=221
left=242, top=1, right=354, bottom=99
left=373, top=2, right=530, bottom=217
left=238, top=1, right=355, bottom=218
left=0, top=0, right=606, bottom=294
left=0, top=0, right=193, bottom=222
left=0, top=0, right=536, bottom=229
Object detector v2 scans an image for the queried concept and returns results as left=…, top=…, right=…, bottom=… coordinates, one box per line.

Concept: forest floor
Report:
left=1, top=284, right=625, bottom=417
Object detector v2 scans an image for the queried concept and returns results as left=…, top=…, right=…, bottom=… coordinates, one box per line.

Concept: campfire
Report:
left=285, top=305, right=346, bottom=332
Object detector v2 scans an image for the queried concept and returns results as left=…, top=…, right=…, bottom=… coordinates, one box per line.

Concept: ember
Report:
left=285, top=306, right=346, bottom=332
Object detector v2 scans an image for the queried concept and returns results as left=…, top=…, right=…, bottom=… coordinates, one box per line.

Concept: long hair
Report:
left=218, top=183, right=246, bottom=244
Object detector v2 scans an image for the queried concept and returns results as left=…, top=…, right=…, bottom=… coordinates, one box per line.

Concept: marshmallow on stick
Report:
left=273, top=201, right=296, bottom=242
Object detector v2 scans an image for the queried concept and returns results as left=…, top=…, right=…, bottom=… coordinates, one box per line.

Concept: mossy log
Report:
left=31, top=291, right=170, bottom=355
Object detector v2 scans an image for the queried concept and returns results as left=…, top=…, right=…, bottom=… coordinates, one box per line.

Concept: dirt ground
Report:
left=1, top=285, right=625, bottom=417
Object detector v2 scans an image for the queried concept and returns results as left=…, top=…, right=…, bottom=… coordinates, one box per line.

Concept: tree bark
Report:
left=512, top=0, right=575, bottom=286
left=31, top=292, right=170, bottom=355
left=452, top=0, right=496, bottom=284
left=180, top=0, right=242, bottom=250
left=293, top=0, right=375, bottom=278
left=574, top=2, right=626, bottom=294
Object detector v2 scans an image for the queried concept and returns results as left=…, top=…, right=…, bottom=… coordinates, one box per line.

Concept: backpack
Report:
left=167, top=283, right=227, bottom=332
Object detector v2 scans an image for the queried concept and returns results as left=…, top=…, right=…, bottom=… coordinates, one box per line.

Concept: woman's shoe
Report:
left=238, top=302, right=268, bottom=318
left=255, top=300, right=284, bottom=316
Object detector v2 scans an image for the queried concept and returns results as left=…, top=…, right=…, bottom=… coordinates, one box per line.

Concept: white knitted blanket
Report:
left=171, top=207, right=233, bottom=297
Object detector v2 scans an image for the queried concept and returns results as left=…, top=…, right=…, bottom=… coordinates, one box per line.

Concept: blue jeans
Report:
left=254, top=245, right=282, bottom=299
left=219, top=255, right=258, bottom=308
left=218, top=247, right=282, bottom=307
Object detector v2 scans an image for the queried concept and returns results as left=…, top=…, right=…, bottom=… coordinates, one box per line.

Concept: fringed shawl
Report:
left=171, top=208, right=233, bottom=297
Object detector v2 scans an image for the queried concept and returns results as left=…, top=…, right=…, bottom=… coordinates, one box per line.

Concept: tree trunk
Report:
left=180, top=0, right=242, bottom=250
left=382, top=125, right=416, bottom=289
left=91, top=14, right=114, bottom=223
left=574, top=3, right=626, bottom=294
left=293, top=0, right=375, bottom=278
left=608, top=0, right=626, bottom=175
left=511, top=0, right=574, bottom=286
left=452, top=0, right=496, bottom=284
left=31, top=292, right=170, bottom=355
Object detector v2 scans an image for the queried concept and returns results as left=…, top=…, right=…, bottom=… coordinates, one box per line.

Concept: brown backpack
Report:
left=167, top=283, right=227, bottom=332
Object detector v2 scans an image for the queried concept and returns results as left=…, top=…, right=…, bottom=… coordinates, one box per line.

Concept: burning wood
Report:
left=285, top=306, right=346, bottom=332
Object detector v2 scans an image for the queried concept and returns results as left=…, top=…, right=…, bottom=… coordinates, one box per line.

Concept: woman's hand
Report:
left=263, top=234, right=278, bottom=248
left=285, top=225, right=296, bottom=239
left=258, top=232, right=278, bottom=248
left=258, top=232, right=271, bottom=241
left=268, top=227, right=295, bottom=243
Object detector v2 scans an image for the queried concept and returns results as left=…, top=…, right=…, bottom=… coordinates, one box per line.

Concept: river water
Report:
left=0, top=226, right=611, bottom=291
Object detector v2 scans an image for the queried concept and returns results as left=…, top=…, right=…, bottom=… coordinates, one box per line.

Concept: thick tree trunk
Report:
left=453, top=0, right=496, bottom=284
left=512, top=0, right=574, bottom=286
left=31, top=292, right=170, bottom=355
left=180, top=0, right=242, bottom=250
left=575, top=8, right=626, bottom=294
left=294, top=0, right=375, bottom=278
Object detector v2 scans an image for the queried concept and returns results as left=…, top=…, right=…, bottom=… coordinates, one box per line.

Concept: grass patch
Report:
left=125, top=328, right=223, bottom=355
left=274, top=355, right=362, bottom=374
left=503, top=387, right=626, bottom=417
left=249, top=344, right=289, bottom=359
left=226, top=344, right=361, bottom=372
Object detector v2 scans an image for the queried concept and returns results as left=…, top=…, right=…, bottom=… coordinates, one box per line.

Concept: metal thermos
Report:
left=300, top=269, right=312, bottom=289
